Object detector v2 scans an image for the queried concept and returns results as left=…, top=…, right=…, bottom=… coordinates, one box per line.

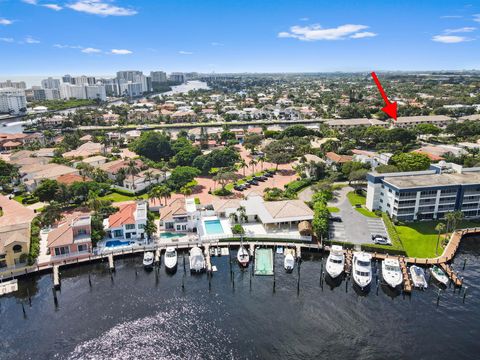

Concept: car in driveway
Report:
left=372, top=234, right=391, bottom=245
left=330, top=216, right=342, bottom=222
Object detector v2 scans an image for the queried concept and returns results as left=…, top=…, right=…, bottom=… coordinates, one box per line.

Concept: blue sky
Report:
left=0, top=0, right=479, bottom=76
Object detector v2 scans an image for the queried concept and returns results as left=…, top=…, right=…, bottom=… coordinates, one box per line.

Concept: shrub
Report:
left=231, top=224, right=245, bottom=234
left=28, top=217, right=41, bottom=265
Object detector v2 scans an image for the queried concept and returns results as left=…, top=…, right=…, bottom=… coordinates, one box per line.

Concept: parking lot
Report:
left=328, top=187, right=389, bottom=245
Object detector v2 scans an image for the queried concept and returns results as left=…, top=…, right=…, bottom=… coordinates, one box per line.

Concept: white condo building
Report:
left=0, top=88, right=27, bottom=114
left=85, top=85, right=107, bottom=101
left=41, top=77, right=61, bottom=90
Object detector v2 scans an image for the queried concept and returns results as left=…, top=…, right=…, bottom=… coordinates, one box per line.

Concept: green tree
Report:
left=34, top=179, right=59, bottom=202
left=435, top=222, right=446, bottom=255
left=131, top=131, right=173, bottom=162
left=243, top=133, right=263, bottom=153
left=390, top=152, right=431, bottom=172
left=168, top=166, right=200, bottom=191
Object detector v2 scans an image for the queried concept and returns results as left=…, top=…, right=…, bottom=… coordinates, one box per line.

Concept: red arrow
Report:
left=371, top=71, right=397, bottom=120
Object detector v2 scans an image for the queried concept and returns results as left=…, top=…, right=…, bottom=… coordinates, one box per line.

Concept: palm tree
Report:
left=180, top=185, right=192, bottom=198
left=229, top=211, right=238, bottom=224
left=249, top=159, right=257, bottom=175
left=236, top=205, right=248, bottom=224
left=435, top=222, right=446, bottom=255
left=239, top=159, right=248, bottom=177
left=101, top=136, right=110, bottom=156
left=158, top=185, right=172, bottom=205
left=125, top=160, right=140, bottom=191
left=258, top=155, right=266, bottom=171
left=143, top=170, right=153, bottom=188
left=149, top=186, right=162, bottom=207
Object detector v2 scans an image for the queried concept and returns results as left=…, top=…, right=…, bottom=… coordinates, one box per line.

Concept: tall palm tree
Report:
left=239, top=159, right=247, bottom=177
left=101, top=136, right=110, bottom=156
left=180, top=185, right=192, bottom=199
left=236, top=205, right=248, bottom=224
left=435, top=222, right=446, bottom=255
left=143, top=170, right=153, bottom=188
left=258, top=155, right=266, bottom=171
left=126, top=160, right=140, bottom=191
left=158, top=185, right=172, bottom=205
left=249, top=159, right=257, bottom=175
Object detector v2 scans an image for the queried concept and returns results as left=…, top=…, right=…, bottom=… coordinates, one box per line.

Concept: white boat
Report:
left=237, top=246, right=250, bottom=267
left=143, top=251, right=154, bottom=270
left=352, top=252, right=372, bottom=289
left=381, top=258, right=403, bottom=288
left=189, top=246, right=205, bottom=272
left=164, top=247, right=177, bottom=270
left=284, top=253, right=295, bottom=272
left=326, top=245, right=345, bottom=279
left=410, top=265, right=428, bottom=289
left=430, top=265, right=449, bottom=286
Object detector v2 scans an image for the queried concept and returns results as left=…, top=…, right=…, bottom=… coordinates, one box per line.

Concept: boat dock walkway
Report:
left=439, top=263, right=463, bottom=287
left=344, top=249, right=353, bottom=275
left=398, top=257, right=412, bottom=293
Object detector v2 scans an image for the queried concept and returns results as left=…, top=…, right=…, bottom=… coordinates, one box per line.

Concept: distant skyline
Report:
left=0, top=0, right=479, bottom=75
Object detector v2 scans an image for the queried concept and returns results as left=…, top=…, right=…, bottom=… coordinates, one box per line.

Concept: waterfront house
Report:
left=19, top=163, right=79, bottom=191
left=103, top=201, right=148, bottom=241
left=62, top=142, right=105, bottom=159
left=121, top=168, right=169, bottom=193
left=159, top=198, right=198, bottom=232
left=0, top=195, right=36, bottom=268
left=47, top=213, right=92, bottom=260
left=74, top=155, right=108, bottom=168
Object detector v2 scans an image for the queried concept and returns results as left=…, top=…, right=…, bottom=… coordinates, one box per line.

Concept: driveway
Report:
left=328, top=186, right=389, bottom=245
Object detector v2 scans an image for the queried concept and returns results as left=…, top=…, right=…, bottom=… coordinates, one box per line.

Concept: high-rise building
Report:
left=0, top=80, right=27, bottom=89
left=169, top=72, right=186, bottom=84
left=119, top=82, right=143, bottom=97
left=60, top=84, right=86, bottom=99
left=0, top=88, right=27, bottom=114
left=62, top=74, right=72, bottom=84
left=33, top=88, right=61, bottom=101
left=102, top=78, right=120, bottom=97
left=117, top=70, right=143, bottom=83
left=150, top=71, right=167, bottom=83
left=71, top=75, right=96, bottom=86
left=85, top=85, right=106, bottom=101
left=41, top=77, right=61, bottom=90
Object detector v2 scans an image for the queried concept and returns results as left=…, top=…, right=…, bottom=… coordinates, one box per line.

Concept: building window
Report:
left=54, top=246, right=70, bottom=256
left=12, top=245, right=22, bottom=253
left=125, top=224, right=135, bottom=230
left=138, top=224, right=145, bottom=229
left=113, top=230, right=123, bottom=237
left=78, top=244, right=87, bottom=252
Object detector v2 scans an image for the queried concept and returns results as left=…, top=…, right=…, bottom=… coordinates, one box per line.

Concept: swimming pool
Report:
left=160, top=232, right=187, bottom=239
left=204, top=219, right=225, bottom=235
left=105, top=240, right=135, bottom=248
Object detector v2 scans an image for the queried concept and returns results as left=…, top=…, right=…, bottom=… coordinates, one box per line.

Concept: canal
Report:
left=1, top=241, right=479, bottom=359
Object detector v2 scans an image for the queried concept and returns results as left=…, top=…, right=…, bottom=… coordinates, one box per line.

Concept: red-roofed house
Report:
left=47, top=213, right=92, bottom=261
left=57, top=173, right=92, bottom=185
left=325, top=152, right=353, bottom=170
left=103, top=201, right=148, bottom=241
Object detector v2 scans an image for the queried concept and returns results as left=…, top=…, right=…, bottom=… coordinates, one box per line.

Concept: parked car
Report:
left=330, top=216, right=342, bottom=222
left=264, top=172, right=273, bottom=178
left=372, top=235, right=391, bottom=245
left=254, top=176, right=266, bottom=182
left=243, top=182, right=251, bottom=188
left=249, top=179, right=259, bottom=186
left=258, top=175, right=268, bottom=181
left=234, top=185, right=245, bottom=191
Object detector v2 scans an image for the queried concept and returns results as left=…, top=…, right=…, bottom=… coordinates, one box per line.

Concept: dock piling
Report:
left=21, top=302, right=26, bottom=318
left=463, top=286, right=468, bottom=303
left=88, top=274, right=92, bottom=287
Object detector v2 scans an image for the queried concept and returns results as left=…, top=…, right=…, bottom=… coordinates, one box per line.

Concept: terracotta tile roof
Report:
left=326, top=152, right=353, bottom=163
left=108, top=203, right=136, bottom=228
left=0, top=195, right=36, bottom=228
left=413, top=150, right=445, bottom=162
left=160, top=198, right=187, bottom=222
left=57, top=173, right=92, bottom=185
left=47, top=213, right=90, bottom=248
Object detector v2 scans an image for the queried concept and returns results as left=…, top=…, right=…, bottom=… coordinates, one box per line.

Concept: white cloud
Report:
left=211, top=42, right=223, bottom=46
left=0, top=37, right=14, bottom=43
left=67, top=0, right=137, bottom=16
left=43, top=4, right=63, bottom=11
left=0, top=18, right=13, bottom=25
left=278, top=24, right=374, bottom=41
left=111, top=49, right=132, bottom=55
left=299, top=17, right=309, bottom=21
left=445, top=27, right=476, bottom=33
left=350, top=31, right=377, bottom=39
left=440, top=15, right=463, bottom=19
left=24, top=36, right=40, bottom=44
left=82, top=47, right=101, bottom=53
left=53, top=43, right=82, bottom=49
left=432, top=35, right=471, bottom=43
left=22, top=0, right=38, bottom=4
left=178, top=50, right=193, bottom=55
left=474, top=14, right=480, bottom=22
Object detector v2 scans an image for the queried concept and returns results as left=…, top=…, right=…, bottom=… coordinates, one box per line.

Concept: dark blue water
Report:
left=1, top=241, right=480, bottom=360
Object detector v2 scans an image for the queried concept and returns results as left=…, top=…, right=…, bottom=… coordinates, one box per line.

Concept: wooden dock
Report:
left=344, top=249, right=353, bottom=275
left=108, top=253, right=115, bottom=271
left=53, top=265, right=60, bottom=289
left=154, top=249, right=160, bottom=264
left=399, top=257, right=412, bottom=293
left=204, top=245, right=212, bottom=272
left=439, top=263, right=463, bottom=286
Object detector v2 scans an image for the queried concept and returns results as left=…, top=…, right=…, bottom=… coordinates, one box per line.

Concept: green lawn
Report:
left=327, top=206, right=340, bottom=213
left=13, top=194, right=25, bottom=203
left=99, top=192, right=148, bottom=203
left=346, top=191, right=379, bottom=218
left=395, top=219, right=480, bottom=258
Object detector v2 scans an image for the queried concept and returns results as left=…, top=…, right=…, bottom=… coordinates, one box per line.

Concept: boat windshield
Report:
left=356, top=270, right=370, bottom=277
left=358, top=260, right=370, bottom=267
left=330, top=258, right=343, bottom=264
left=166, top=252, right=175, bottom=258
left=385, top=265, right=399, bottom=272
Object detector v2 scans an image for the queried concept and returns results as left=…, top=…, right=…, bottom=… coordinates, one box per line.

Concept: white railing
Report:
left=199, top=233, right=311, bottom=242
